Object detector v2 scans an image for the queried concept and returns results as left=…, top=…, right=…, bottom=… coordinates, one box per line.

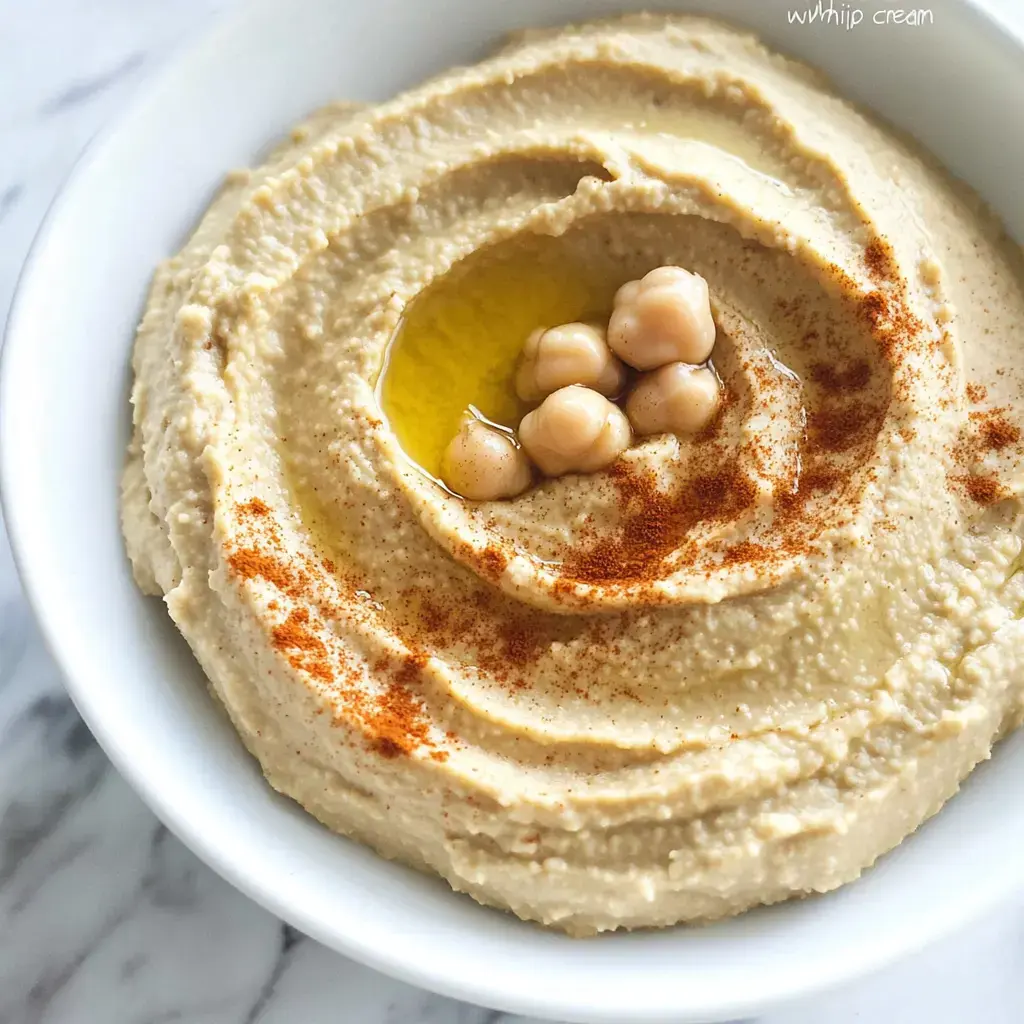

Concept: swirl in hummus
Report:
left=123, top=14, right=1024, bottom=934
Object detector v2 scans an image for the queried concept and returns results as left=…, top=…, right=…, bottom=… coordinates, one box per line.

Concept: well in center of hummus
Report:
left=122, top=13, right=1024, bottom=937
left=380, top=236, right=725, bottom=501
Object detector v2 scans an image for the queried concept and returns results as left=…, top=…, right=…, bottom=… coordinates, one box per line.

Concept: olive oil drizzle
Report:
left=378, top=237, right=621, bottom=479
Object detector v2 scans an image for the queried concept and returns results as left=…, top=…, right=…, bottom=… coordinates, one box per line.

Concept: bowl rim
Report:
left=3, top=1, right=1024, bottom=1021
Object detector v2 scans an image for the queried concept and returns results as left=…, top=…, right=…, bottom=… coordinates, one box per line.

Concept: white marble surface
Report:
left=2, top=2, right=1024, bottom=1022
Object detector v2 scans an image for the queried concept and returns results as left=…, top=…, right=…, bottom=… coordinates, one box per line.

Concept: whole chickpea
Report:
left=626, top=362, right=721, bottom=436
left=440, top=418, right=532, bottom=500
left=608, top=266, right=716, bottom=370
left=516, top=322, right=626, bottom=402
left=518, top=385, right=632, bottom=477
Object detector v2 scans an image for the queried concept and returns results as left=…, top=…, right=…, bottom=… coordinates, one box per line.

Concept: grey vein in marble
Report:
left=40, top=52, right=147, bottom=117
left=0, top=185, right=23, bottom=228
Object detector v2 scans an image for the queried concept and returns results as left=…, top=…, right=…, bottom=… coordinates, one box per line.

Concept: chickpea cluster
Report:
left=440, top=266, right=720, bottom=501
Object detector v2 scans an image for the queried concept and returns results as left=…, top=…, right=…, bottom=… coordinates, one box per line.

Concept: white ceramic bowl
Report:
left=3, top=1, right=1024, bottom=1020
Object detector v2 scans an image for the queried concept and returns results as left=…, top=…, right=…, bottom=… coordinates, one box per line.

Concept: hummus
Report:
left=122, top=14, right=1024, bottom=934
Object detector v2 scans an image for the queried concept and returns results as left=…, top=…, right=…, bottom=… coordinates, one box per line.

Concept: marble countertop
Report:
left=2, top=2, right=1024, bottom=1021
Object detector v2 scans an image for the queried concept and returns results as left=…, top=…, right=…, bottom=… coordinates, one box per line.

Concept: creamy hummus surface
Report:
left=122, top=14, right=1024, bottom=934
